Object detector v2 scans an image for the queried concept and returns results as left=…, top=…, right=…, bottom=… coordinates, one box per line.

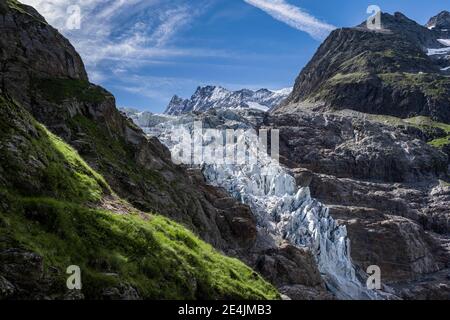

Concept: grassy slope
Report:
left=31, top=77, right=174, bottom=213
left=0, top=95, right=279, bottom=300
left=404, top=116, right=450, bottom=148
left=368, top=114, right=450, bottom=149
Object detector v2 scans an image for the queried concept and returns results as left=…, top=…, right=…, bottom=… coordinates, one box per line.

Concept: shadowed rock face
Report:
left=264, top=111, right=450, bottom=299
left=275, top=12, right=450, bottom=123
left=0, top=1, right=87, bottom=106
left=269, top=113, right=448, bottom=183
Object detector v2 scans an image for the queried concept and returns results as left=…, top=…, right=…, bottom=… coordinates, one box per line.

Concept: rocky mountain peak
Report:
left=0, top=0, right=88, bottom=110
left=427, top=10, right=450, bottom=29
left=276, top=11, right=450, bottom=122
left=164, top=85, right=292, bottom=115
left=168, top=94, right=185, bottom=106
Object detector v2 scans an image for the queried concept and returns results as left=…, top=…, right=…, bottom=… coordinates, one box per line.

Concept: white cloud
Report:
left=150, top=6, right=194, bottom=47
left=244, top=0, right=335, bottom=40
left=19, top=0, right=214, bottom=77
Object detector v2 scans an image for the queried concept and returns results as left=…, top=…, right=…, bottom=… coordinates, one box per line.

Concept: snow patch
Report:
left=247, top=101, right=269, bottom=111
left=427, top=46, right=450, bottom=56
left=437, top=39, right=450, bottom=46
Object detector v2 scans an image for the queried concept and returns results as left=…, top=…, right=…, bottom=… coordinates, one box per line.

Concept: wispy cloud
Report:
left=19, top=0, right=215, bottom=76
left=243, top=0, right=335, bottom=40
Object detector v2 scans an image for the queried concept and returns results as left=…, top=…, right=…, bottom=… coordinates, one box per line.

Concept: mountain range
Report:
left=164, top=86, right=292, bottom=115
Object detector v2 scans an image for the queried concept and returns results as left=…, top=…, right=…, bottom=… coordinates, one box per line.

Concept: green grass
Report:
left=328, top=72, right=370, bottom=84
left=0, top=95, right=279, bottom=300
left=379, top=73, right=450, bottom=101
left=366, top=113, right=450, bottom=149
left=6, top=0, right=27, bottom=14
left=0, top=95, right=110, bottom=202
left=0, top=196, right=279, bottom=300
left=34, top=78, right=111, bottom=104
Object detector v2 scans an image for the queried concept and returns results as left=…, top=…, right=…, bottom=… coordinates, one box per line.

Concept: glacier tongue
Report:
left=144, top=110, right=383, bottom=300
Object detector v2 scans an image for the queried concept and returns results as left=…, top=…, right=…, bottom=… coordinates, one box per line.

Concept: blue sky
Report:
left=21, top=0, right=448, bottom=113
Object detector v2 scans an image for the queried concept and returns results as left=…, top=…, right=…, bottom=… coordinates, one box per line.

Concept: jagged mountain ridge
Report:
left=427, top=10, right=450, bottom=30
left=2, top=0, right=450, bottom=300
left=275, top=11, right=450, bottom=122
left=165, top=85, right=292, bottom=115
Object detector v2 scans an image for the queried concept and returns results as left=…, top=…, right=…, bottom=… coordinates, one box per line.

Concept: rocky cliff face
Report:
left=263, top=111, right=450, bottom=299
left=276, top=12, right=450, bottom=123
left=165, top=86, right=292, bottom=115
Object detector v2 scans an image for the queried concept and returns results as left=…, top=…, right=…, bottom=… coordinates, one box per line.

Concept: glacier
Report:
left=137, top=109, right=387, bottom=300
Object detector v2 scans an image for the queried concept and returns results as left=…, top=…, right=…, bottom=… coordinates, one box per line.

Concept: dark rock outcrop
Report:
left=249, top=242, right=333, bottom=300
left=264, top=111, right=450, bottom=299
left=427, top=11, right=450, bottom=30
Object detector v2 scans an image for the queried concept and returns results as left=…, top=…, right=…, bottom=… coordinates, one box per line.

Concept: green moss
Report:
left=0, top=196, right=279, bottom=300
left=34, top=78, right=111, bottom=104
left=429, top=136, right=450, bottom=148
left=0, top=95, right=109, bottom=202
left=6, top=0, right=27, bottom=14
left=365, top=113, right=450, bottom=150
left=328, top=72, right=370, bottom=84
left=404, top=116, right=450, bottom=133
left=5, top=0, right=47, bottom=24
left=379, top=73, right=450, bottom=101
left=337, top=47, right=429, bottom=75
left=38, top=124, right=110, bottom=201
